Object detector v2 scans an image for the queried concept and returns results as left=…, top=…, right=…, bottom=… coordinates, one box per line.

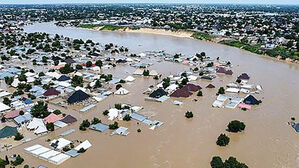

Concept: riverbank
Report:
left=82, top=25, right=298, bottom=64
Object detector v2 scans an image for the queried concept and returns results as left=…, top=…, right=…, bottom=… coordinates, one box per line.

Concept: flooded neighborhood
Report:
left=0, top=2, right=298, bottom=168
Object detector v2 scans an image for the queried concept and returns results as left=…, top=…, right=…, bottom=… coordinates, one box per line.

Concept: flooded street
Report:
left=2, top=22, right=297, bottom=168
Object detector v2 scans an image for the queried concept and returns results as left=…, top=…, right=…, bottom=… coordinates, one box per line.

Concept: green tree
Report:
left=46, top=123, right=54, bottom=131
left=216, top=134, right=230, bottom=146
left=3, top=97, right=11, bottom=106
left=4, top=76, right=14, bottom=85
left=109, top=122, right=119, bottom=130
left=143, top=70, right=149, bottom=76
left=71, top=75, right=83, bottom=87
left=116, top=84, right=122, bottom=90
left=185, top=111, right=193, bottom=118
left=14, top=132, right=24, bottom=141
left=95, top=60, right=103, bottom=68
left=91, top=117, right=101, bottom=125
left=123, top=114, right=131, bottom=121
left=224, top=157, right=248, bottom=168
left=76, top=64, right=83, bottom=70
left=210, top=156, right=224, bottom=168
left=86, top=61, right=92, bottom=67
left=197, top=91, right=203, bottom=96
left=31, top=101, right=49, bottom=118
left=227, top=120, right=246, bottom=133
left=11, top=155, right=24, bottom=166
left=59, top=64, right=74, bottom=74
left=53, top=110, right=61, bottom=115
left=102, top=110, right=109, bottom=116
left=218, top=87, right=225, bottom=95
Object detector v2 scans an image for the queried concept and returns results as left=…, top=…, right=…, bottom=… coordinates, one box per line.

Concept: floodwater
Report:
left=1, top=22, right=298, bottom=168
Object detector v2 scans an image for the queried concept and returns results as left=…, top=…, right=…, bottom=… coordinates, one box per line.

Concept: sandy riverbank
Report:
left=93, top=26, right=193, bottom=39
left=90, top=26, right=298, bottom=64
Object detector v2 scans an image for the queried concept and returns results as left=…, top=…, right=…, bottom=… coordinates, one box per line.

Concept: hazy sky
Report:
left=0, top=0, right=298, bottom=5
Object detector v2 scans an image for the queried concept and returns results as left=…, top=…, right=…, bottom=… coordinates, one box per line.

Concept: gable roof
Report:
left=206, top=84, right=215, bottom=88
left=64, top=58, right=76, bottom=64
left=44, top=113, right=63, bottom=124
left=67, top=90, right=90, bottom=104
left=60, top=115, right=77, bottom=124
left=181, top=83, right=202, bottom=92
left=0, top=126, right=17, bottom=138
left=43, top=88, right=61, bottom=97
left=238, top=73, right=250, bottom=80
left=243, top=95, right=260, bottom=105
left=4, top=109, right=21, bottom=119
left=149, top=88, right=167, bottom=98
left=170, top=88, right=192, bottom=98
left=57, top=75, right=70, bottom=81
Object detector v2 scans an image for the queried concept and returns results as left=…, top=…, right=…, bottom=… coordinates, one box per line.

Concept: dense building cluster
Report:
left=1, top=4, right=298, bottom=60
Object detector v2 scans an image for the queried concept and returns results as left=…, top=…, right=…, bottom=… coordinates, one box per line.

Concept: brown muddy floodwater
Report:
left=1, top=22, right=298, bottom=168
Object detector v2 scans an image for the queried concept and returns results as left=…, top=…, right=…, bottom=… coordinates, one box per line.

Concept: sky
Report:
left=0, top=0, right=298, bottom=5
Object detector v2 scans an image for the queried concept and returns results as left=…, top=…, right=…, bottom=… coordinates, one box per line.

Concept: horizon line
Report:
left=0, top=3, right=298, bottom=6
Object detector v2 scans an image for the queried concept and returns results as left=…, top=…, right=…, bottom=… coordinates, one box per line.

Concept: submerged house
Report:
left=206, top=84, right=215, bottom=88
left=0, top=126, right=17, bottom=139
left=149, top=88, right=167, bottom=98
left=181, top=83, right=201, bottom=92
left=292, top=123, right=299, bottom=132
left=60, top=115, right=77, bottom=124
left=57, top=75, right=70, bottom=82
left=43, top=88, right=61, bottom=97
left=170, top=88, right=192, bottom=98
left=67, top=90, right=90, bottom=104
left=238, top=73, right=250, bottom=80
left=243, top=95, right=260, bottom=105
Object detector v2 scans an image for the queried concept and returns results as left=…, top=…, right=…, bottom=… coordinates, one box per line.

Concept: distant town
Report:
left=1, top=4, right=298, bottom=61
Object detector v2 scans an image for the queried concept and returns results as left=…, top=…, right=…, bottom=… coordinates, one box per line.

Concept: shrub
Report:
left=114, top=104, right=122, bottom=110
left=14, top=132, right=24, bottom=141
left=185, top=111, right=193, bottom=118
left=210, top=156, right=224, bottom=168
left=86, top=61, right=92, bottom=67
left=143, top=70, right=149, bottom=76
left=227, top=120, right=246, bottom=133
left=11, top=155, right=24, bottom=166
left=197, top=91, right=203, bottom=96
left=77, top=148, right=86, bottom=153
left=137, top=129, right=141, bottom=133
left=62, top=146, right=71, bottom=152
left=218, top=87, right=225, bottom=94
left=3, top=97, right=11, bottom=105
left=224, top=157, right=248, bottom=168
left=91, top=117, right=101, bottom=125
left=123, top=114, right=131, bottom=121
left=116, top=84, right=122, bottom=90
left=109, top=122, right=119, bottom=130
left=216, top=134, right=230, bottom=146
left=53, top=110, right=61, bottom=115
left=103, top=110, right=109, bottom=116
left=79, top=119, right=90, bottom=131
left=211, top=156, right=248, bottom=168
left=46, top=123, right=55, bottom=131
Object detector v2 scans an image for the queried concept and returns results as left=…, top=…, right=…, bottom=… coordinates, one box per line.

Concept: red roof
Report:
left=44, top=113, right=63, bottom=124
left=4, top=110, right=21, bottom=119
left=43, top=88, right=61, bottom=97
left=216, top=67, right=227, bottom=74
left=170, top=88, right=192, bottom=98
left=225, top=70, right=233, bottom=75
left=206, top=84, right=215, bottom=88
left=181, top=83, right=202, bottom=92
